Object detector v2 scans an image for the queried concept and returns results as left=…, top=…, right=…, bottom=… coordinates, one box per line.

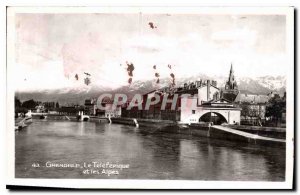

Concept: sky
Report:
left=14, top=13, right=287, bottom=91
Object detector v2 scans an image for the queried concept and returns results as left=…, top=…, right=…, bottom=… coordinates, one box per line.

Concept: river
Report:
left=15, top=120, right=285, bottom=181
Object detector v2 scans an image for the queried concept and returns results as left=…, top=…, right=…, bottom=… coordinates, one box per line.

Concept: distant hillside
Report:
left=15, top=74, right=286, bottom=105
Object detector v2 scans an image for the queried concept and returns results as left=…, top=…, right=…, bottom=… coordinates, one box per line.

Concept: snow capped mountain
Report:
left=256, top=76, right=286, bottom=91
left=236, top=76, right=286, bottom=95
left=15, top=74, right=286, bottom=104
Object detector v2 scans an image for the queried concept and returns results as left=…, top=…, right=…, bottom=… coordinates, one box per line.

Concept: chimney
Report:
left=207, top=80, right=210, bottom=101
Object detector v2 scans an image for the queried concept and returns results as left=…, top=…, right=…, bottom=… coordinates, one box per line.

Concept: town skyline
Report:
left=15, top=67, right=286, bottom=106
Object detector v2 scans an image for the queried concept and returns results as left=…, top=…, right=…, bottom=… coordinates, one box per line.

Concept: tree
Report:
left=22, top=99, right=38, bottom=109
left=265, top=96, right=286, bottom=126
left=56, top=102, right=60, bottom=108
left=15, top=107, right=28, bottom=115
left=15, top=97, right=30, bottom=117
left=15, top=97, right=22, bottom=108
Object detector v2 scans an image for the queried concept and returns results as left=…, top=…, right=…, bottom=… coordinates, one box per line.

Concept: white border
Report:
left=6, top=6, right=294, bottom=189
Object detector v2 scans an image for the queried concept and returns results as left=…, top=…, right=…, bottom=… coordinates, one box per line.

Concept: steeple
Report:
left=222, top=63, right=239, bottom=102
left=225, top=63, right=238, bottom=90
left=228, top=63, right=235, bottom=83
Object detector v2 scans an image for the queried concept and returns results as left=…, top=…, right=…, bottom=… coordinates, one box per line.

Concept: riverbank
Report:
left=15, top=116, right=32, bottom=130
left=111, top=117, right=175, bottom=128
left=224, top=124, right=286, bottom=139
left=110, top=117, right=286, bottom=147
left=22, top=115, right=286, bottom=147
left=31, top=114, right=108, bottom=123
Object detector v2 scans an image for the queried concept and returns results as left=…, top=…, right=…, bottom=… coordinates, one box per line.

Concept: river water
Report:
left=15, top=120, right=285, bottom=181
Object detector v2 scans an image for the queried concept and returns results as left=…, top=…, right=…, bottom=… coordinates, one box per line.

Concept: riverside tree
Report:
left=265, top=95, right=286, bottom=126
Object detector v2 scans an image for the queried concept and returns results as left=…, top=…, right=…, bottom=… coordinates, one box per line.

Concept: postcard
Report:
left=6, top=6, right=294, bottom=189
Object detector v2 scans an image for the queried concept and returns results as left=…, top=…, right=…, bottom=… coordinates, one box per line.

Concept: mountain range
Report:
left=15, top=74, right=286, bottom=105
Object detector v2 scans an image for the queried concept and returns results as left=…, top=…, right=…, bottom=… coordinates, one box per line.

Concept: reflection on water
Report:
left=15, top=120, right=285, bottom=180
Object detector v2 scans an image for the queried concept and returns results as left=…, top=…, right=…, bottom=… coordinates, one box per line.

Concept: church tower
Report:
left=225, top=64, right=238, bottom=90
left=222, top=64, right=239, bottom=102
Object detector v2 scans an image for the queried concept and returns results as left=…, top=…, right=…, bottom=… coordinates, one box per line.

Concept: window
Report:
left=192, top=110, right=196, bottom=114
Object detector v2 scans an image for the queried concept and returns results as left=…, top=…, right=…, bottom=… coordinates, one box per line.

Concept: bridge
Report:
left=198, top=107, right=241, bottom=125
left=181, top=98, right=242, bottom=125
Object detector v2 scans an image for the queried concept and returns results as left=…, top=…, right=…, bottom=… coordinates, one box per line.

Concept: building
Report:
left=34, top=104, right=45, bottom=113
left=121, top=66, right=242, bottom=125
left=235, top=91, right=269, bottom=104
left=84, top=99, right=97, bottom=115
left=222, top=64, right=239, bottom=102
left=121, top=90, right=181, bottom=120
left=43, top=102, right=57, bottom=109
left=178, top=65, right=241, bottom=125
left=120, top=64, right=285, bottom=127
left=58, top=105, right=82, bottom=116
left=235, top=90, right=270, bottom=125
left=225, top=64, right=238, bottom=90
left=141, top=90, right=180, bottom=121
left=103, top=101, right=122, bottom=118
left=97, top=97, right=122, bottom=118
left=219, top=65, right=272, bottom=126
left=179, top=80, right=241, bottom=125
left=239, top=102, right=266, bottom=126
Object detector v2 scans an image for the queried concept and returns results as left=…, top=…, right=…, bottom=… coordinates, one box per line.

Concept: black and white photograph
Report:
left=5, top=6, right=294, bottom=189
